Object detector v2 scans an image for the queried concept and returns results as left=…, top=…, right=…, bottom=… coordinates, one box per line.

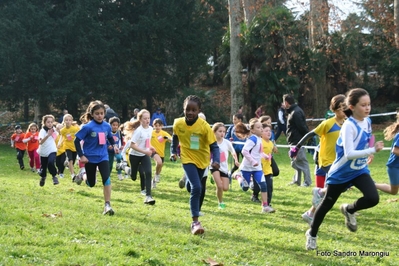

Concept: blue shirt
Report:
left=75, top=120, right=113, bottom=163
left=151, top=112, right=167, bottom=126
left=387, top=133, right=399, bottom=168
left=327, top=117, right=373, bottom=184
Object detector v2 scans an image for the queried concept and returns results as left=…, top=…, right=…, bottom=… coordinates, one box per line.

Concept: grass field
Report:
left=0, top=134, right=398, bottom=265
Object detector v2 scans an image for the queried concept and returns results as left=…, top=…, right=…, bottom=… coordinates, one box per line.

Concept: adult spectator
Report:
left=104, top=104, right=118, bottom=122
left=58, top=109, right=68, bottom=123
left=283, top=94, right=311, bottom=187
left=150, top=107, right=167, bottom=126
left=275, top=103, right=287, bottom=141
left=130, top=108, right=140, bottom=122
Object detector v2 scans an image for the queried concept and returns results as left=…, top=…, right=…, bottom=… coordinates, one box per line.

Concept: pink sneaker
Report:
left=191, top=221, right=205, bottom=235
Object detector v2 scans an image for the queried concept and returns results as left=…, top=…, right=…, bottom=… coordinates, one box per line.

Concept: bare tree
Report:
left=395, top=0, right=399, bottom=48
left=308, top=0, right=329, bottom=117
left=229, top=0, right=244, bottom=117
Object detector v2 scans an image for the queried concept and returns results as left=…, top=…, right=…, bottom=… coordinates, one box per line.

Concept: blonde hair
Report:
left=26, top=123, right=38, bottom=133
left=384, top=112, right=399, bottom=141
left=212, top=122, right=225, bottom=133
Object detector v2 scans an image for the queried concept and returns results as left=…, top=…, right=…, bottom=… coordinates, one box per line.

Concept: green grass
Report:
left=0, top=139, right=398, bottom=266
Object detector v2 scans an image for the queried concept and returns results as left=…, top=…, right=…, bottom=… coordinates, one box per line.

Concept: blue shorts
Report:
left=387, top=167, right=399, bottom=186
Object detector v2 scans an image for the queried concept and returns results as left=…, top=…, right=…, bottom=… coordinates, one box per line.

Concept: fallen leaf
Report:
left=203, top=258, right=223, bottom=266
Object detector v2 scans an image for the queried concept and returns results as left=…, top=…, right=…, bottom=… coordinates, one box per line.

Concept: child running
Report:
left=58, top=114, right=80, bottom=182
left=151, top=118, right=172, bottom=187
left=170, top=95, right=220, bottom=235
left=107, top=116, right=123, bottom=180
left=11, top=125, right=26, bottom=170
left=74, top=100, right=118, bottom=215
left=210, top=122, right=239, bottom=209
left=55, top=123, right=66, bottom=178
left=251, top=124, right=275, bottom=206
left=289, top=94, right=346, bottom=225
left=23, top=123, right=41, bottom=173
left=37, top=115, right=59, bottom=186
left=235, top=118, right=274, bottom=213
left=305, top=88, right=384, bottom=250
left=375, top=110, right=399, bottom=195
left=128, top=109, right=156, bottom=204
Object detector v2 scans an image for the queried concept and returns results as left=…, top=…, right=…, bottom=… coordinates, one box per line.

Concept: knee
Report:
left=367, top=194, right=379, bottom=207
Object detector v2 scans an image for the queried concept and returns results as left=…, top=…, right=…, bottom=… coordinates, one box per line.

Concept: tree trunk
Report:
left=229, top=0, right=244, bottom=118
left=395, top=0, right=399, bottom=48
left=308, top=0, right=329, bottom=118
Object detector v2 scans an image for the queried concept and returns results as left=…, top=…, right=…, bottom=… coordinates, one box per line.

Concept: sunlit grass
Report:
left=0, top=140, right=398, bottom=265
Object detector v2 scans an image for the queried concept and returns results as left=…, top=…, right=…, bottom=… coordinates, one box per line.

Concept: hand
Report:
left=374, top=141, right=384, bottom=152
left=289, top=146, right=299, bottom=158
left=80, top=155, right=88, bottom=164
left=170, top=154, right=177, bottom=162
left=211, top=162, right=220, bottom=170
left=234, top=161, right=240, bottom=167
left=114, top=147, right=120, bottom=154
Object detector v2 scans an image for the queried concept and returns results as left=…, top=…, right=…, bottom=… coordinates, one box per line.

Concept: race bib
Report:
left=98, top=132, right=106, bottom=145
left=157, top=136, right=164, bottom=143
left=66, top=134, right=72, bottom=141
left=190, top=134, right=199, bottom=150
left=220, top=152, right=226, bottom=162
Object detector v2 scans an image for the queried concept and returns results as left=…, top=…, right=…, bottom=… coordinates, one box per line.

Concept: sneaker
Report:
left=116, top=161, right=127, bottom=171
left=262, top=205, right=275, bottom=213
left=218, top=202, right=226, bottom=209
left=301, top=183, right=310, bottom=187
left=30, top=167, right=35, bottom=172
left=124, top=174, right=129, bottom=179
left=288, top=181, right=300, bottom=186
left=305, top=229, right=317, bottom=250
left=144, top=195, right=156, bottom=205
left=302, top=211, right=313, bottom=226
left=178, top=175, right=186, bottom=189
left=152, top=179, right=157, bottom=189
left=64, top=160, right=69, bottom=167
left=240, top=178, right=249, bottom=191
left=251, top=195, right=261, bottom=203
left=39, top=176, right=46, bottom=187
left=20, top=165, right=25, bottom=170
left=52, top=176, right=59, bottom=185
left=59, top=173, right=64, bottom=178
left=155, top=174, right=160, bottom=183
left=117, top=174, right=123, bottom=181
left=37, top=169, right=42, bottom=175
left=140, top=190, right=147, bottom=196
left=191, top=221, right=205, bottom=235
left=73, top=173, right=83, bottom=185
left=312, top=188, right=323, bottom=207
left=103, top=203, right=115, bottom=216
left=340, top=204, right=357, bottom=232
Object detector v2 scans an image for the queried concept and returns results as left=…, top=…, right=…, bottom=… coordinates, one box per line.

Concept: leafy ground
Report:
left=0, top=136, right=398, bottom=265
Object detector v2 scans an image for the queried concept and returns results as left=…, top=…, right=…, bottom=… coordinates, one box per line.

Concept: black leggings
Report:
left=129, top=154, right=152, bottom=196
left=253, top=174, right=273, bottom=203
left=40, top=152, right=57, bottom=178
left=85, top=160, right=110, bottom=186
left=310, top=173, right=379, bottom=237
left=56, top=152, right=66, bottom=174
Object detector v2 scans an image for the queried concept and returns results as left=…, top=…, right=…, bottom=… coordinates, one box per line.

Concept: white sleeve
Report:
left=122, top=139, right=131, bottom=161
left=342, top=122, right=375, bottom=160
left=278, top=110, right=284, bottom=124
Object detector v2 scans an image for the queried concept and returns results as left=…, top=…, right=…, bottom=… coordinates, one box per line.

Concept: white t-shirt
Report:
left=129, top=125, right=153, bottom=156
left=210, top=139, right=235, bottom=175
left=37, top=128, right=57, bottom=157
